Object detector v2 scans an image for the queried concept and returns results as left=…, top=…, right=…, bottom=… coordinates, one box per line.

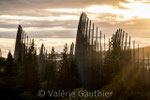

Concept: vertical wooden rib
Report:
left=92, top=23, right=94, bottom=46
left=88, top=20, right=91, bottom=45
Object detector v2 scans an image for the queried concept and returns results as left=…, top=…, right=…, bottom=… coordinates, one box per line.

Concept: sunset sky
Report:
left=0, top=0, right=150, bottom=38
left=1, top=0, right=150, bottom=57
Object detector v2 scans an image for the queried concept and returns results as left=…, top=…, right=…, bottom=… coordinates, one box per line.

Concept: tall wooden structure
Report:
left=14, top=25, right=29, bottom=61
left=74, top=13, right=141, bottom=89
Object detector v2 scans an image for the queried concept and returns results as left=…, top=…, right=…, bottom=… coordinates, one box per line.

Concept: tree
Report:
left=45, top=47, right=57, bottom=90
left=24, top=39, right=39, bottom=93
left=58, top=43, right=70, bottom=90
left=5, top=51, right=14, bottom=75
left=69, top=60, right=80, bottom=89
left=5, top=51, right=19, bottom=88
left=0, top=56, right=5, bottom=74
left=4, top=51, right=21, bottom=99
left=59, top=43, right=80, bottom=91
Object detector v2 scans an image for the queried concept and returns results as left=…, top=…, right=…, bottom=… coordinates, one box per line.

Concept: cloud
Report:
left=0, top=0, right=150, bottom=39
left=1, top=0, right=150, bottom=57
left=0, top=0, right=129, bottom=11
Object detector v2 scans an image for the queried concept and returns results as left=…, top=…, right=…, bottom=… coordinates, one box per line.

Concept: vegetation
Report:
left=0, top=13, right=150, bottom=100
left=0, top=41, right=80, bottom=100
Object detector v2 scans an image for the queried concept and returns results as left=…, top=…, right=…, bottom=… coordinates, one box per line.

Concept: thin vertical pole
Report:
left=124, top=33, right=128, bottom=50
left=142, top=48, right=145, bottom=68
left=108, top=38, right=111, bottom=54
left=88, top=20, right=91, bottom=45
left=129, top=36, right=131, bottom=50
left=121, top=31, right=125, bottom=50
left=92, top=23, right=94, bottom=46
left=147, top=52, right=149, bottom=85
left=85, top=18, right=89, bottom=42
left=100, top=31, right=102, bottom=52
left=138, top=44, right=140, bottom=67
left=96, top=27, right=98, bottom=51
left=104, top=34, right=105, bottom=55
left=119, top=29, right=122, bottom=45
left=27, top=36, right=29, bottom=49
left=147, top=53, right=149, bottom=69
left=133, top=40, right=135, bottom=64
left=129, top=36, right=131, bottom=60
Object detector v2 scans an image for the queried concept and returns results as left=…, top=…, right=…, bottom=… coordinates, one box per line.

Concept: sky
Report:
left=1, top=0, right=150, bottom=57
left=0, top=0, right=150, bottom=38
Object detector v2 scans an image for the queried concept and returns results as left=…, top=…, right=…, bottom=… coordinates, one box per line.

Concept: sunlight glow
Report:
left=120, top=2, right=150, bottom=19
left=1, top=0, right=150, bottom=22
left=0, top=38, right=76, bottom=57
left=47, top=0, right=150, bottom=21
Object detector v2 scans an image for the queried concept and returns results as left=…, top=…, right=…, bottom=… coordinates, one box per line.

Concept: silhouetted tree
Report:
left=24, top=39, right=39, bottom=93
left=45, top=47, right=56, bottom=90
left=58, top=43, right=80, bottom=91
left=69, top=60, right=80, bottom=89
left=58, top=43, right=69, bottom=90
left=0, top=55, right=5, bottom=74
